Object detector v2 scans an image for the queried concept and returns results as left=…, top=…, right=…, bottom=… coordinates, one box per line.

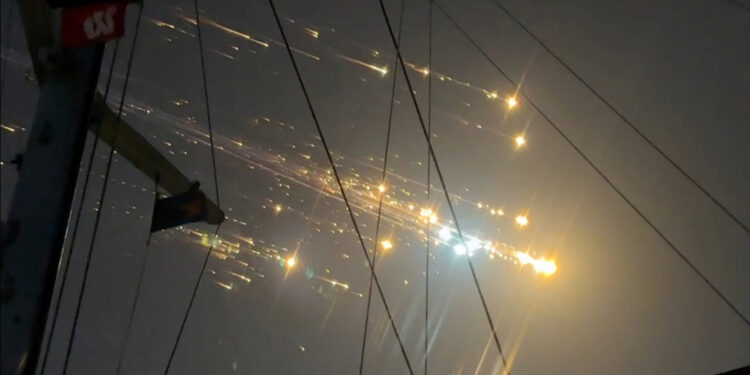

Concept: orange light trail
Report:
left=338, top=54, right=388, bottom=76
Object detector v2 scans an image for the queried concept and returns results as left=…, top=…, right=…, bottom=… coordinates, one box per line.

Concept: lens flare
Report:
left=439, top=227, right=452, bottom=241
left=453, top=244, right=468, bottom=256
left=381, top=240, right=393, bottom=250
left=515, top=135, right=526, bottom=147
left=514, top=251, right=556, bottom=276
left=467, top=238, right=482, bottom=252
left=507, top=96, right=518, bottom=109
left=515, top=215, right=529, bottom=227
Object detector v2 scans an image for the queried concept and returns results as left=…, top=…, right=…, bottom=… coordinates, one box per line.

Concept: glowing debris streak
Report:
left=337, top=54, right=388, bottom=76
left=514, top=251, right=557, bottom=276
left=175, top=14, right=270, bottom=48
left=114, top=96, right=557, bottom=279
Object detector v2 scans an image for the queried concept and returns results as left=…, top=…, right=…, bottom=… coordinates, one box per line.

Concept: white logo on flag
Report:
left=83, top=5, right=117, bottom=40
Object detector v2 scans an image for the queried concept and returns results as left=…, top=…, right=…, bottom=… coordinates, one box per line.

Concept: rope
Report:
left=433, top=2, right=750, bottom=329
left=358, top=0, right=406, bottom=373
left=267, top=0, right=415, bottom=372
left=162, top=0, right=225, bottom=371
left=376, top=0, right=512, bottom=370
left=424, top=2, right=434, bottom=374
left=485, top=0, right=748, bottom=234
left=114, top=178, right=160, bottom=375
left=38, top=38, right=122, bottom=374
left=61, top=4, right=145, bottom=372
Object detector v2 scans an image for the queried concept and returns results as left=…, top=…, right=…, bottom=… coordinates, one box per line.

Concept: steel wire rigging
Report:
left=357, top=0, right=406, bottom=373
left=377, top=0, right=512, bottom=371
left=432, top=1, right=750, bottom=329
left=162, top=0, right=226, bottom=372
left=484, top=0, right=749, bottom=234
left=266, top=0, right=417, bottom=372
left=38, top=38, right=122, bottom=375
left=60, top=5, right=145, bottom=373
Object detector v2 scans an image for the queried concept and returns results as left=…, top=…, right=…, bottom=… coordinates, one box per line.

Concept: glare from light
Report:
left=285, top=257, right=296, bottom=268
left=537, top=260, right=557, bottom=276
left=378, top=184, right=386, bottom=193
left=515, top=135, right=526, bottom=147
left=274, top=204, right=282, bottom=213
left=507, top=96, right=518, bottom=109
left=467, top=238, right=481, bottom=252
left=514, top=251, right=556, bottom=276
left=439, top=227, right=452, bottom=241
left=381, top=240, right=393, bottom=250
left=420, top=208, right=433, bottom=217
left=453, top=244, right=468, bottom=256
left=515, top=251, right=533, bottom=265
left=515, top=215, right=529, bottom=227
left=429, top=214, right=438, bottom=224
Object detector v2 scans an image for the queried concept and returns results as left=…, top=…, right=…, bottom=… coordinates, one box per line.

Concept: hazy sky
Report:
left=1, top=0, right=749, bottom=374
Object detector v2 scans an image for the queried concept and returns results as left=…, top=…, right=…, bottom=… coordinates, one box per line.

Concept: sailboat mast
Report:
left=0, top=1, right=104, bottom=373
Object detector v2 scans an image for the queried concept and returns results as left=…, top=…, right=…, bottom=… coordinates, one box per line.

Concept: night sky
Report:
left=1, top=0, right=749, bottom=374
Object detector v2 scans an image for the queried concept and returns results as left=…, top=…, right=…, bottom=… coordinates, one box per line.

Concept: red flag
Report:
left=61, top=2, right=130, bottom=47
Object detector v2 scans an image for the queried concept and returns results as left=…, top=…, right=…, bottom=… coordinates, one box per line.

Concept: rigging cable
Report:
left=114, top=177, right=160, bottom=375
left=267, top=0, right=415, bottom=373
left=425, top=2, right=434, bottom=374
left=163, top=0, right=225, bottom=372
left=376, top=0, right=512, bottom=371
left=62, top=4, right=146, bottom=373
left=483, top=0, right=748, bottom=234
left=357, top=0, right=406, bottom=373
left=432, top=2, right=750, bottom=329
left=39, top=38, right=122, bottom=374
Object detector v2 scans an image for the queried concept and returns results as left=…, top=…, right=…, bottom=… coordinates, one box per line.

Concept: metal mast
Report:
left=1, top=1, right=104, bottom=373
